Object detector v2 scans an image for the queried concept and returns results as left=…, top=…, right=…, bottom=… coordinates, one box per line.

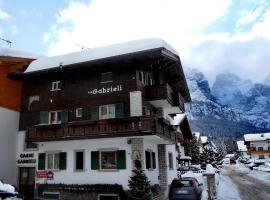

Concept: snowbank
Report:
left=0, top=181, right=15, bottom=194
left=205, top=164, right=215, bottom=174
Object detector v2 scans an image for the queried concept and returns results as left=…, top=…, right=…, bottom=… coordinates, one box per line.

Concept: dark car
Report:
left=169, top=177, right=203, bottom=200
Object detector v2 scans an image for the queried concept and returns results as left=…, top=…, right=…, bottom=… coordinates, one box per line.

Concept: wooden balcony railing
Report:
left=26, top=116, right=176, bottom=143
left=145, top=84, right=174, bottom=105
left=247, top=149, right=270, bottom=154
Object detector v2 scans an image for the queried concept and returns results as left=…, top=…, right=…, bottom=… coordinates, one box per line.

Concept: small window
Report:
left=51, top=81, right=61, bottom=91
left=100, top=151, right=117, bottom=170
left=168, top=153, right=173, bottom=170
left=101, top=72, right=113, bottom=83
left=258, top=147, right=263, bottom=151
left=76, top=108, right=83, bottom=118
left=49, top=111, right=61, bottom=124
left=75, top=150, right=84, bottom=171
left=139, top=71, right=144, bottom=84
left=98, top=194, right=119, bottom=200
left=47, top=152, right=60, bottom=170
left=145, top=150, right=156, bottom=170
left=258, top=155, right=265, bottom=159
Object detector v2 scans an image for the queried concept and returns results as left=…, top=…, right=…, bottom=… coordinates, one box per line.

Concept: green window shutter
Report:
left=61, top=110, right=69, bottom=123
left=145, top=151, right=151, bottom=169
left=59, top=152, right=67, bottom=170
left=91, top=106, right=99, bottom=120
left=59, top=80, right=64, bottom=89
left=91, top=151, right=99, bottom=170
left=40, top=111, right=49, bottom=124
left=117, top=150, right=126, bottom=169
left=115, top=103, right=124, bottom=118
left=101, top=72, right=112, bottom=82
left=48, top=82, right=52, bottom=90
left=152, top=152, right=156, bottom=169
left=38, top=153, right=46, bottom=170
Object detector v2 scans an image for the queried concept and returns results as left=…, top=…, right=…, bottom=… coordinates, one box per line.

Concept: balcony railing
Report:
left=247, top=149, right=270, bottom=154
left=145, top=84, right=185, bottom=112
left=26, top=116, right=176, bottom=143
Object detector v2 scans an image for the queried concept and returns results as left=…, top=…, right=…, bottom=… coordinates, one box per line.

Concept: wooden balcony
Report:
left=248, top=149, right=270, bottom=154
left=26, top=116, right=176, bottom=143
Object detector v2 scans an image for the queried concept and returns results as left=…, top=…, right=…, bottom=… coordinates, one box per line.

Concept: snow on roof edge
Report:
left=25, top=38, right=179, bottom=74
left=244, top=133, right=270, bottom=142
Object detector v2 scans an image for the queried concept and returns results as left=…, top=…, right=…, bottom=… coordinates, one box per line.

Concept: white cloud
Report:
left=44, top=0, right=231, bottom=55
left=0, top=8, right=10, bottom=19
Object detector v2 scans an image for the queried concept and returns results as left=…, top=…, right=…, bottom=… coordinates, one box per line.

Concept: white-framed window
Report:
left=47, top=152, right=60, bottom=170
left=258, top=155, right=265, bottom=159
left=76, top=108, right=83, bottom=118
left=98, top=194, right=119, bottom=200
left=168, top=152, right=174, bottom=170
left=74, top=150, right=84, bottom=171
left=51, top=81, right=61, bottom=91
left=99, top=104, right=115, bottom=119
left=49, top=111, right=62, bottom=124
left=145, top=150, right=156, bottom=170
left=258, top=147, right=263, bottom=151
left=100, top=150, right=117, bottom=170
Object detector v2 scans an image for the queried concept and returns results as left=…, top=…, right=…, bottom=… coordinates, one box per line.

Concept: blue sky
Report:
left=1, top=0, right=270, bottom=84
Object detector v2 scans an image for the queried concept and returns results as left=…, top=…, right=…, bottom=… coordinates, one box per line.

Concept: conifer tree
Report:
left=128, top=160, right=153, bottom=200
left=186, top=134, right=200, bottom=164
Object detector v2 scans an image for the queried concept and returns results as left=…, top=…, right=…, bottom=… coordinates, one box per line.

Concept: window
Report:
left=76, top=108, right=83, bottom=118
left=258, top=155, right=265, bottom=159
left=91, top=150, right=126, bottom=170
left=168, top=153, right=173, bottom=170
left=43, top=192, right=60, bottom=200
left=40, top=110, right=68, bottom=124
left=99, top=104, right=115, bottom=119
left=38, top=152, right=66, bottom=170
left=49, top=111, right=62, bottom=124
left=101, top=72, right=113, bottom=83
left=98, top=194, right=119, bottom=200
left=75, top=150, right=84, bottom=171
left=49, top=81, right=62, bottom=91
left=139, top=70, right=144, bottom=84
left=101, top=151, right=117, bottom=170
left=47, top=152, right=60, bottom=170
left=145, top=150, right=156, bottom=170
left=258, top=147, right=263, bottom=151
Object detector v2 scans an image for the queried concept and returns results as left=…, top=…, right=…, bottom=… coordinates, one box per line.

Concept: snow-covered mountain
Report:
left=264, top=75, right=270, bottom=86
left=185, top=68, right=270, bottom=138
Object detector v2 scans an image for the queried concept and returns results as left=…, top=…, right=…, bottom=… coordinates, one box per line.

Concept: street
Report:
left=221, top=165, right=270, bottom=200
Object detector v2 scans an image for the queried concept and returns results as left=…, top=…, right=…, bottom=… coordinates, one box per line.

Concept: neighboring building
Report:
left=236, top=141, right=248, bottom=158
left=15, top=39, right=192, bottom=199
left=0, top=48, right=40, bottom=185
left=201, top=136, right=208, bottom=146
left=244, top=133, right=270, bottom=164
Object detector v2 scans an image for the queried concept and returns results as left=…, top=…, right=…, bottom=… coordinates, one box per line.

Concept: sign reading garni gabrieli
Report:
left=88, top=85, right=123, bottom=95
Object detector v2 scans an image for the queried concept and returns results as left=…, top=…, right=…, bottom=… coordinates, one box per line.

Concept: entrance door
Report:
left=18, top=167, right=35, bottom=198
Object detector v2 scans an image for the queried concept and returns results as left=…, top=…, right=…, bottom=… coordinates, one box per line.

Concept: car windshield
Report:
left=172, top=180, right=192, bottom=187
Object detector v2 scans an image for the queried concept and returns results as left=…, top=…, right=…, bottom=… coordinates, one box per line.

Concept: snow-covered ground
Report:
left=216, top=174, right=241, bottom=200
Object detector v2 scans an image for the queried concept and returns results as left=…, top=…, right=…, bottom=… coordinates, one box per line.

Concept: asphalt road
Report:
left=222, top=165, right=270, bottom=200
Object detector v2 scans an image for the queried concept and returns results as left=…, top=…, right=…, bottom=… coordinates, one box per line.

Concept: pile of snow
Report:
left=0, top=181, right=15, bottom=194
left=205, top=164, right=215, bottom=174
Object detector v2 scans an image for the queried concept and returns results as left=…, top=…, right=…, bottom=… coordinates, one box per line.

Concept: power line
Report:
left=0, top=37, right=12, bottom=48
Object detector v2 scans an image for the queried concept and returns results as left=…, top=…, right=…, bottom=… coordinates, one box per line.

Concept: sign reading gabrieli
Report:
left=88, top=85, right=123, bottom=95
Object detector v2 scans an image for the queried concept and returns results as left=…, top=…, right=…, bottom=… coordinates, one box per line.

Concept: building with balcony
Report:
left=0, top=48, right=39, bottom=185
left=244, top=133, right=270, bottom=164
left=15, top=38, right=192, bottom=199
left=236, top=141, right=248, bottom=158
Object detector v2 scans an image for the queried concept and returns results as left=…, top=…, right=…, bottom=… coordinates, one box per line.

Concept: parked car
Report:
left=178, top=166, right=201, bottom=173
left=169, top=177, right=203, bottom=200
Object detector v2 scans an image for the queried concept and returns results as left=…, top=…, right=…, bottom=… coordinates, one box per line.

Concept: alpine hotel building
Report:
left=14, top=39, right=192, bottom=199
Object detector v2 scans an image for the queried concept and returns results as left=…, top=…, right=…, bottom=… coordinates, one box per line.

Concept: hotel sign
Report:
left=17, top=153, right=36, bottom=164
left=88, top=85, right=123, bottom=95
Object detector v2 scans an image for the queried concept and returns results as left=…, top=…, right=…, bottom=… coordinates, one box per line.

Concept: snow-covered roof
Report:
left=237, top=141, right=247, bottom=152
left=201, top=136, right=208, bottom=144
left=194, top=132, right=201, bottom=139
left=244, top=133, right=270, bottom=142
left=25, top=38, right=178, bottom=74
left=172, top=114, right=186, bottom=126
left=0, top=47, right=42, bottom=59
left=179, top=156, right=191, bottom=160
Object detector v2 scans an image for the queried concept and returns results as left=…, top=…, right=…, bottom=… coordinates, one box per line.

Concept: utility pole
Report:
left=0, top=37, right=12, bottom=47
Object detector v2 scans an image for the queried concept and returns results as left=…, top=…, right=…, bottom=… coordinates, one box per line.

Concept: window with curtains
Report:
left=38, top=152, right=66, bottom=171
left=91, top=103, right=123, bottom=120
left=39, top=110, right=69, bottom=124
